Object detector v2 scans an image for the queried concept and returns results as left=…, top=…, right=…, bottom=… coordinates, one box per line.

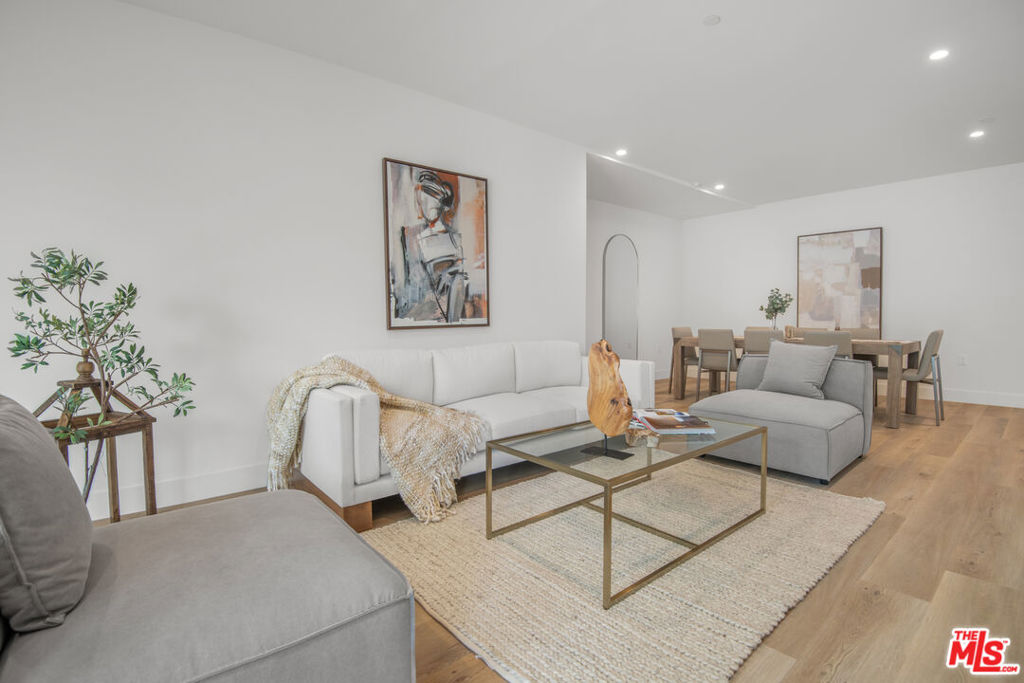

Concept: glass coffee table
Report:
left=485, top=418, right=767, bottom=609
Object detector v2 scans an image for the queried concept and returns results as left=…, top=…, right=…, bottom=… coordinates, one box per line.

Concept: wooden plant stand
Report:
left=34, top=358, right=157, bottom=523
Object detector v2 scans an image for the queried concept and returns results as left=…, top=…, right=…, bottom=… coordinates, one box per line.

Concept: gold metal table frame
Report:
left=486, top=420, right=768, bottom=609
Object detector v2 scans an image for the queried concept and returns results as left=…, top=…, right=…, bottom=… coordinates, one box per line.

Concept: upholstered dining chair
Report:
left=744, top=327, right=784, bottom=354
left=842, top=326, right=881, bottom=340
left=804, top=330, right=854, bottom=358
left=670, top=326, right=698, bottom=398
left=785, top=325, right=830, bottom=339
left=874, top=329, right=945, bottom=425
left=695, top=328, right=737, bottom=401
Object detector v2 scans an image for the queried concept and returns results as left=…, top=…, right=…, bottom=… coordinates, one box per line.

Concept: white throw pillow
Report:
left=325, top=350, right=434, bottom=403
left=513, top=341, right=581, bottom=392
left=432, top=343, right=516, bottom=405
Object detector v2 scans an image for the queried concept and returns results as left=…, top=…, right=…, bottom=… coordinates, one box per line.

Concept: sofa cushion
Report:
left=513, top=341, right=582, bottom=392
left=691, top=389, right=859, bottom=430
left=325, top=349, right=433, bottom=404
left=381, top=389, right=583, bottom=476
left=433, top=343, right=515, bottom=405
left=0, top=491, right=414, bottom=682
left=758, top=340, right=836, bottom=399
left=521, top=386, right=589, bottom=422
left=0, top=396, right=93, bottom=633
left=447, top=392, right=577, bottom=447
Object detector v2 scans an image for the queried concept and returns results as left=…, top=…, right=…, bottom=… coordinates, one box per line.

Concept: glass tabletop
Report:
left=488, top=418, right=764, bottom=486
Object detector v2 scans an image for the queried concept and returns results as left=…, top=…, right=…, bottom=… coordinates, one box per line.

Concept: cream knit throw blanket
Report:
left=266, top=356, right=489, bottom=522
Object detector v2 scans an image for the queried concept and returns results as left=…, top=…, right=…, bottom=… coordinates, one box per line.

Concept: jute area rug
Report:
left=363, top=457, right=884, bottom=682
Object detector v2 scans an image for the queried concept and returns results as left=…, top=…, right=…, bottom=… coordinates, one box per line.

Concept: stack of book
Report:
left=632, top=409, right=716, bottom=435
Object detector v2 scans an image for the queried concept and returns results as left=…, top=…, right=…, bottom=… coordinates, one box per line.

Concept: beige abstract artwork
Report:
left=797, top=227, right=882, bottom=334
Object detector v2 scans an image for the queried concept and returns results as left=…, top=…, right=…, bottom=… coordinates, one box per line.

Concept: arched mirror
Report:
left=602, top=234, right=639, bottom=360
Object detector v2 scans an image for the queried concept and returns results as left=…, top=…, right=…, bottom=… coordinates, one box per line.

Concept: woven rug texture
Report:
left=363, top=457, right=884, bottom=682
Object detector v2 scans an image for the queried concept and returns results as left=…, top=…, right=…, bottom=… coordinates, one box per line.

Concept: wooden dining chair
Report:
left=695, top=328, right=737, bottom=401
left=670, top=326, right=697, bottom=398
left=874, top=329, right=945, bottom=425
left=744, top=327, right=783, bottom=354
left=804, top=330, right=853, bottom=358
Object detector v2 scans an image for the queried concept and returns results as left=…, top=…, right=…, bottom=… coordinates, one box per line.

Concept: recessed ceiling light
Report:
left=702, top=14, right=721, bottom=26
left=929, top=49, right=950, bottom=61
left=615, top=148, right=628, bottom=157
left=969, top=130, right=985, bottom=139
left=713, top=183, right=726, bottom=191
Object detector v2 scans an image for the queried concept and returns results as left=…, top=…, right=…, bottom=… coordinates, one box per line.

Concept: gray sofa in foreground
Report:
left=689, top=354, right=873, bottom=483
left=0, top=396, right=414, bottom=683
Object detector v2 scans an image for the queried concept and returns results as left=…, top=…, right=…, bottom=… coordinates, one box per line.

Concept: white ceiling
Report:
left=121, top=0, right=1024, bottom=219
left=587, top=154, right=749, bottom=219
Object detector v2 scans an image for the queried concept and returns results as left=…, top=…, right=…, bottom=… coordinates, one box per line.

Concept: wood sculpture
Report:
left=587, top=339, right=633, bottom=437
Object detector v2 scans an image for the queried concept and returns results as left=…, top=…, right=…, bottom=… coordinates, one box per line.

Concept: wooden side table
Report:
left=39, top=411, right=156, bottom=523
left=33, top=357, right=158, bottom=523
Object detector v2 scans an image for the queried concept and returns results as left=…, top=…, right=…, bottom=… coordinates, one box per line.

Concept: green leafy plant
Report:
left=8, top=248, right=196, bottom=500
left=758, top=287, right=794, bottom=329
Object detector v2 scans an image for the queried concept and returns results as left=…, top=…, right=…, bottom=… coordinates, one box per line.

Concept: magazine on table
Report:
left=633, top=409, right=716, bottom=435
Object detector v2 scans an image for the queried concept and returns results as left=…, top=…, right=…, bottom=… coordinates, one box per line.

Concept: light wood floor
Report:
left=395, top=377, right=1024, bottom=682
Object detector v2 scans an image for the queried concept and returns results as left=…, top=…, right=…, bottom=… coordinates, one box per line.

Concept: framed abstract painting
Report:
left=382, top=158, right=489, bottom=329
left=797, top=227, right=883, bottom=336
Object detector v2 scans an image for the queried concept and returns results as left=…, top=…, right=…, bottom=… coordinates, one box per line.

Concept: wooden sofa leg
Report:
left=341, top=501, right=373, bottom=532
left=288, top=474, right=374, bottom=532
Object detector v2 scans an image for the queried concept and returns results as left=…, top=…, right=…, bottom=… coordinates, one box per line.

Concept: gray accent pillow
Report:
left=0, top=395, right=93, bottom=632
left=757, top=340, right=837, bottom=399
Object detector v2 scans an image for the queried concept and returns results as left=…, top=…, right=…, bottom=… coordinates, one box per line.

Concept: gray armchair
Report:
left=689, top=354, right=873, bottom=484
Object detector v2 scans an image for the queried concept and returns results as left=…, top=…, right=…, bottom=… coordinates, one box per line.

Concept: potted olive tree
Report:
left=8, top=248, right=196, bottom=501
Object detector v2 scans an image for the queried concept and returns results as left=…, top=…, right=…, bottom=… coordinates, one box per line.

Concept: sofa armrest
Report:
left=300, top=386, right=380, bottom=508
left=580, top=356, right=655, bottom=410
left=822, top=358, right=874, bottom=454
left=618, top=359, right=656, bottom=410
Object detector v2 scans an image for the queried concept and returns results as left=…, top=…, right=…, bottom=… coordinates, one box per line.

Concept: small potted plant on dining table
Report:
left=759, top=287, right=794, bottom=330
left=7, top=248, right=196, bottom=502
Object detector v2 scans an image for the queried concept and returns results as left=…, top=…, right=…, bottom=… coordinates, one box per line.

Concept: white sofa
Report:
left=299, top=341, right=655, bottom=517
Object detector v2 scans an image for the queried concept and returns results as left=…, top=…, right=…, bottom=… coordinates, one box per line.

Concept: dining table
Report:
left=671, top=335, right=922, bottom=429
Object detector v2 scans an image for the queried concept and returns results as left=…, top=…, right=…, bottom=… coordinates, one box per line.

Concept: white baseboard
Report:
left=85, top=462, right=267, bottom=521
left=941, top=389, right=1024, bottom=409
left=875, top=384, right=1024, bottom=409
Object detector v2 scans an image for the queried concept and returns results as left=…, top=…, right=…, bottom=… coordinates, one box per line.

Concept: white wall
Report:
left=679, top=162, right=1024, bottom=408
left=0, top=0, right=587, bottom=518
left=587, top=200, right=684, bottom=378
